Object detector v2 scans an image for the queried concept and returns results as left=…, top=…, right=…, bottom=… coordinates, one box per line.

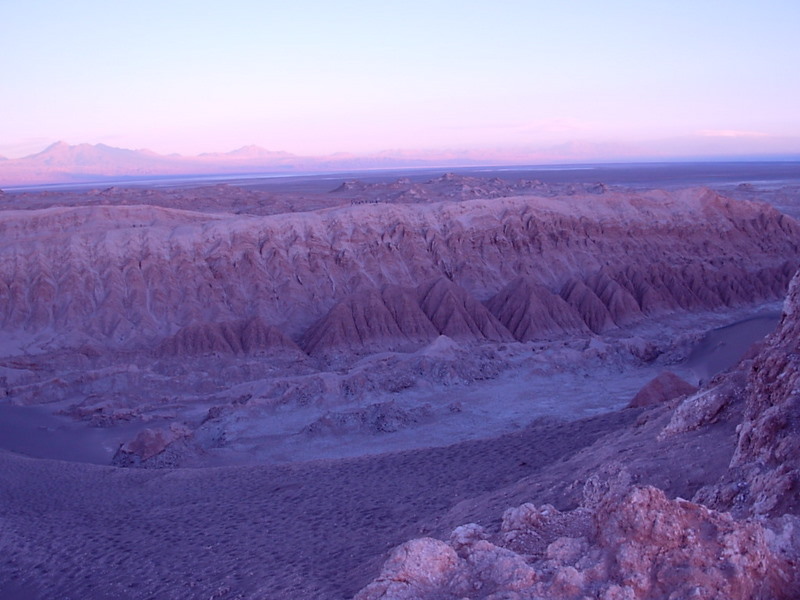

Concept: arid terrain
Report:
left=1, top=168, right=799, bottom=599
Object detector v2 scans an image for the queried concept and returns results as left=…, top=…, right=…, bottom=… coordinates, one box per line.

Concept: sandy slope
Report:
left=0, top=410, right=638, bottom=600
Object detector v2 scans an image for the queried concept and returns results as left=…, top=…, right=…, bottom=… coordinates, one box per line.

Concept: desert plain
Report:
left=1, top=163, right=800, bottom=599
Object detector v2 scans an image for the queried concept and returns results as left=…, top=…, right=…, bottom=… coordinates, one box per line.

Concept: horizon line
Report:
left=3, top=138, right=800, bottom=161
left=4, top=156, right=800, bottom=193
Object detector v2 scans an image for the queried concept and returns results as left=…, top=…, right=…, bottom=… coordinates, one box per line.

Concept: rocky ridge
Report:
left=1, top=187, right=798, bottom=357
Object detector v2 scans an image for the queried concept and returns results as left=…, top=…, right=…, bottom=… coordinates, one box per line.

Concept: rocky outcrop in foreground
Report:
left=357, top=484, right=795, bottom=600
left=356, top=271, right=800, bottom=599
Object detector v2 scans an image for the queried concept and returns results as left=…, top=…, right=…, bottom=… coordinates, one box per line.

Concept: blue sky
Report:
left=1, top=0, right=799, bottom=159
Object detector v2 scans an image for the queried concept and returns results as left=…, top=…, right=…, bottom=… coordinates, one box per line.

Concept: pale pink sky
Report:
left=1, top=0, right=799, bottom=160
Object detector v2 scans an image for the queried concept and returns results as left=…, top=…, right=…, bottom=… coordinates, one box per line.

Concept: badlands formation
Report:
left=0, top=173, right=799, bottom=598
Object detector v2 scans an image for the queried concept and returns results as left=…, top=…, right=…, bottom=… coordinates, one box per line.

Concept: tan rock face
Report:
left=356, top=484, right=796, bottom=600
left=595, top=487, right=780, bottom=600
left=659, top=381, right=739, bottom=438
left=355, top=538, right=460, bottom=600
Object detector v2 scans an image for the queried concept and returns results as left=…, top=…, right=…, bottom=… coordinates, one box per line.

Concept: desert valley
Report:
left=1, top=164, right=799, bottom=599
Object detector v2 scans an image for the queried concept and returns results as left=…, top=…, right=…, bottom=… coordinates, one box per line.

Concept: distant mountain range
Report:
left=0, top=141, right=532, bottom=187
left=2, top=140, right=798, bottom=188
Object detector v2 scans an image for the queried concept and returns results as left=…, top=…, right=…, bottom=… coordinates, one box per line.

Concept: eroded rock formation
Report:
left=417, top=278, right=513, bottom=343
left=301, top=286, right=439, bottom=356
left=487, top=277, right=590, bottom=341
left=156, top=317, right=302, bottom=356
left=1, top=188, right=797, bottom=354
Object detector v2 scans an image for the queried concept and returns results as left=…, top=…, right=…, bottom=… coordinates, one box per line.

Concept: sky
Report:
left=1, top=0, right=799, bottom=160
